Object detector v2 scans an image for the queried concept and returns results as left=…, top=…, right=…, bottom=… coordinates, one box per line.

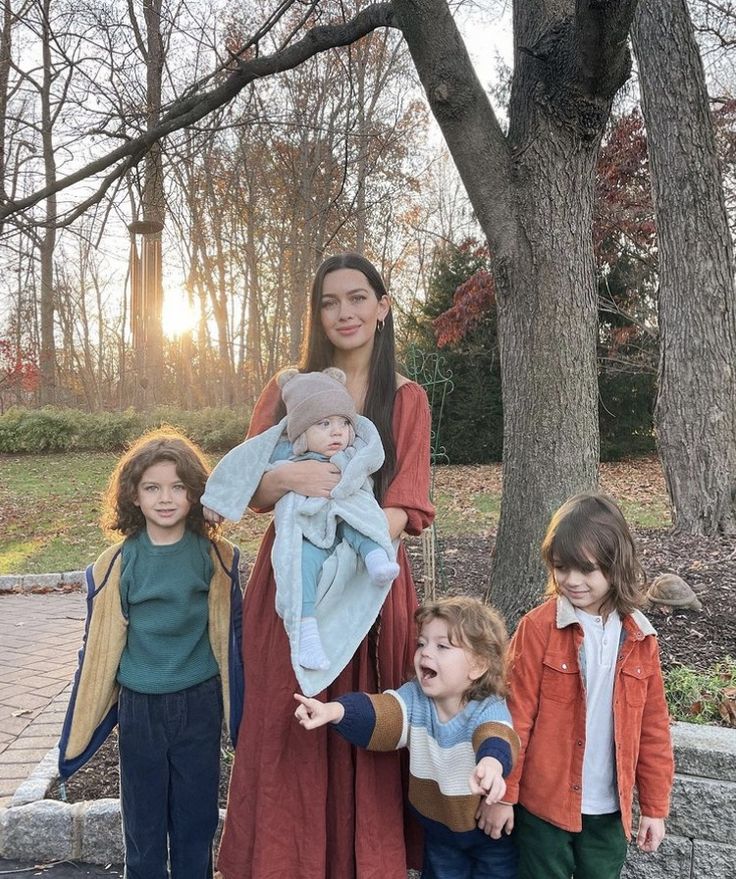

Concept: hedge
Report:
left=0, top=406, right=250, bottom=454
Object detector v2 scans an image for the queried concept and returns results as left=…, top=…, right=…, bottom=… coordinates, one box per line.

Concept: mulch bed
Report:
left=46, top=525, right=735, bottom=807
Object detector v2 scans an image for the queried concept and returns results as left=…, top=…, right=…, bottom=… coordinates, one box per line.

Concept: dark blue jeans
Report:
left=118, top=676, right=222, bottom=879
left=423, top=827, right=518, bottom=878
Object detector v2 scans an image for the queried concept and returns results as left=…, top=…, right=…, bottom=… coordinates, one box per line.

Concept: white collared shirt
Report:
left=575, top=607, right=622, bottom=814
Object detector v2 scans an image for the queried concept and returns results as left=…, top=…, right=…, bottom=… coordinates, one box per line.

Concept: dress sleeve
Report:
left=381, top=381, right=436, bottom=535
left=246, top=377, right=282, bottom=438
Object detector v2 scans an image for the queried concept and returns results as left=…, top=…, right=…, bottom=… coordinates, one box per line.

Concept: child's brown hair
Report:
left=541, top=491, right=645, bottom=616
left=101, top=427, right=216, bottom=539
left=415, top=596, right=509, bottom=701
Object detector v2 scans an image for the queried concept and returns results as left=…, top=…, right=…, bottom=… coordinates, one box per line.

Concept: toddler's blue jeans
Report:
left=422, top=826, right=518, bottom=878
left=118, top=675, right=222, bottom=879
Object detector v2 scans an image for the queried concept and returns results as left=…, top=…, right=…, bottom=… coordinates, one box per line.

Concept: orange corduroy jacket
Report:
left=504, top=596, right=674, bottom=839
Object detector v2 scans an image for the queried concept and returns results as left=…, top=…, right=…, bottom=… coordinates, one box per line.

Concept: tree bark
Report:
left=138, top=0, right=165, bottom=406
left=394, top=0, right=635, bottom=623
left=0, top=0, right=12, bottom=205
left=632, top=0, right=736, bottom=535
left=39, top=0, right=57, bottom=404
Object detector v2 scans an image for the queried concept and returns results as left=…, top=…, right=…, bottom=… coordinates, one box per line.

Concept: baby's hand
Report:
left=203, top=506, right=225, bottom=525
left=469, top=756, right=506, bottom=804
left=293, top=693, right=344, bottom=729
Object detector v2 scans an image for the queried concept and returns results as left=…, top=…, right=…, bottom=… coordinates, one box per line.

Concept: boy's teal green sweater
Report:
left=118, top=529, right=219, bottom=694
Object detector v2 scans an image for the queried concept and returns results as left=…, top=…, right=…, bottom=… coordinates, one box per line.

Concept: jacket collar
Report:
left=555, top=596, right=656, bottom=637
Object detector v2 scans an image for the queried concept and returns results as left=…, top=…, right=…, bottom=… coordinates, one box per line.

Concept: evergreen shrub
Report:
left=408, top=242, right=657, bottom=465
left=598, top=369, right=656, bottom=460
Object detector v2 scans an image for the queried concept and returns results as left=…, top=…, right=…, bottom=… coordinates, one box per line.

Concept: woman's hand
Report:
left=203, top=506, right=225, bottom=525
left=293, top=694, right=345, bottom=729
left=252, top=460, right=341, bottom=508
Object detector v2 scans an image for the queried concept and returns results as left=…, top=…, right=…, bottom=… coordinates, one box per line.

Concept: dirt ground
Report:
left=48, top=520, right=736, bottom=808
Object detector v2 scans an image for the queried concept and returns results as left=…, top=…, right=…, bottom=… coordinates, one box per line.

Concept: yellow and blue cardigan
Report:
left=57, top=536, right=244, bottom=779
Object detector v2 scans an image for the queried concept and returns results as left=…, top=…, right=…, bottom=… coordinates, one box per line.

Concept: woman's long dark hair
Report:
left=281, top=253, right=398, bottom=502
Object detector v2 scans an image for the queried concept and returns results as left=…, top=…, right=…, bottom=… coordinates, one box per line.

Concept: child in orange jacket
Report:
left=481, top=492, right=674, bottom=879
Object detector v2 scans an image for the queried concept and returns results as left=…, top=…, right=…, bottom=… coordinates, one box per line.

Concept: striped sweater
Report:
left=335, top=680, right=519, bottom=835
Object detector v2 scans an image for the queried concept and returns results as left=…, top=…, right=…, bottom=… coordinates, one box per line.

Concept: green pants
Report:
left=515, top=805, right=628, bottom=879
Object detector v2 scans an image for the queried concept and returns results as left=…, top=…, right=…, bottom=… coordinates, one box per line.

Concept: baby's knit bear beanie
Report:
left=277, top=367, right=357, bottom=443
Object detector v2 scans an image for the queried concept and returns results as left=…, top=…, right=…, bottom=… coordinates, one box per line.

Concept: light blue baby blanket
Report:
left=201, top=415, right=397, bottom=696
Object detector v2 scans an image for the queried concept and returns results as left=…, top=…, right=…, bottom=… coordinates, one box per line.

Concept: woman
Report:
left=217, top=253, right=435, bottom=879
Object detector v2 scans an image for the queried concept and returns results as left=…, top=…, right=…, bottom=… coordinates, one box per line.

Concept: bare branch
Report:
left=392, top=0, right=516, bottom=256
left=0, top=2, right=396, bottom=225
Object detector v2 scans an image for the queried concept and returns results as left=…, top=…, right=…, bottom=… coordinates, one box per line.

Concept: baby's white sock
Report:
left=299, top=617, right=330, bottom=670
left=364, top=548, right=400, bottom=587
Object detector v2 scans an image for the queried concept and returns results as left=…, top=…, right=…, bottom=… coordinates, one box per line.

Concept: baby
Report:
left=203, top=368, right=399, bottom=672
left=276, top=368, right=399, bottom=668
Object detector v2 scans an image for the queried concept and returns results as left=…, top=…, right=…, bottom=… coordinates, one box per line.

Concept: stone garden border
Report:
left=1, top=575, right=733, bottom=873
left=0, top=571, right=85, bottom=593
left=0, top=724, right=734, bottom=875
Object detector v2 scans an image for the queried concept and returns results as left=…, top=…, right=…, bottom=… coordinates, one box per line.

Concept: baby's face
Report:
left=304, top=416, right=352, bottom=457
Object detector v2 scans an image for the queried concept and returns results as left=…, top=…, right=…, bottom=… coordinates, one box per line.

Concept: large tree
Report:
left=633, top=0, right=736, bottom=536
left=393, top=1, right=637, bottom=622
left=0, top=1, right=639, bottom=621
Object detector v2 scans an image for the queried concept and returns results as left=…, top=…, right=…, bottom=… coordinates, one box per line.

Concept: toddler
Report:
left=295, top=596, right=520, bottom=878
left=203, top=368, right=398, bottom=672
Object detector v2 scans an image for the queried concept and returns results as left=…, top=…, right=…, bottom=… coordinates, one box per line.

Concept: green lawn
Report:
left=0, top=451, right=265, bottom=574
left=1, top=452, right=117, bottom=574
left=0, top=452, right=672, bottom=575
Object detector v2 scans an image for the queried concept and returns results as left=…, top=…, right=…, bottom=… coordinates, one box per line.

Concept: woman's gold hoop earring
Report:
left=376, top=319, right=385, bottom=333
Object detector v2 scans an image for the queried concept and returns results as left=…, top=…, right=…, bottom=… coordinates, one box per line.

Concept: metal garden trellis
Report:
left=404, top=347, right=454, bottom=601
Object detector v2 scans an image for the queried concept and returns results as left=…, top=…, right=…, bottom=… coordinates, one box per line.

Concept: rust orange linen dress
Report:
left=217, top=379, right=435, bottom=879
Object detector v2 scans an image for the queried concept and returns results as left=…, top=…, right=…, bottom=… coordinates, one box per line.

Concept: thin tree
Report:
left=633, top=0, right=736, bottom=535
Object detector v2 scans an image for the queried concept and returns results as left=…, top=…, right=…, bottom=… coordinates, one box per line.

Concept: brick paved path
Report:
left=0, top=593, right=85, bottom=807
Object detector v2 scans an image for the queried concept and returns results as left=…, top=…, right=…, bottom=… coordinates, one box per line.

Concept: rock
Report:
left=622, top=835, right=692, bottom=878
left=647, top=574, right=702, bottom=611
left=0, top=800, right=73, bottom=861
left=672, top=721, right=736, bottom=779
left=667, top=775, right=736, bottom=844
left=692, top=840, right=736, bottom=878
left=20, top=573, right=64, bottom=591
left=80, top=799, right=125, bottom=864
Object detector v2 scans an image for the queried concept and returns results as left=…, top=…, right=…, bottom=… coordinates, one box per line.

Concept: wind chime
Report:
left=128, top=219, right=164, bottom=395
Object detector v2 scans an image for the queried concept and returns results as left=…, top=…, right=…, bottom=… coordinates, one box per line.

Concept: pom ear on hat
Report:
left=276, top=367, right=300, bottom=389
left=322, top=367, right=347, bottom=385
left=280, top=368, right=357, bottom=443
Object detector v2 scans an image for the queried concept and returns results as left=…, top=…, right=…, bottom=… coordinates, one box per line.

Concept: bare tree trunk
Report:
left=394, top=0, right=635, bottom=623
left=0, top=0, right=13, bottom=205
left=632, top=0, right=736, bottom=535
left=39, top=0, right=57, bottom=404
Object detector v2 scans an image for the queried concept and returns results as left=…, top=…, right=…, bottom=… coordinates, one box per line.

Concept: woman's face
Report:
left=318, top=268, right=390, bottom=352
